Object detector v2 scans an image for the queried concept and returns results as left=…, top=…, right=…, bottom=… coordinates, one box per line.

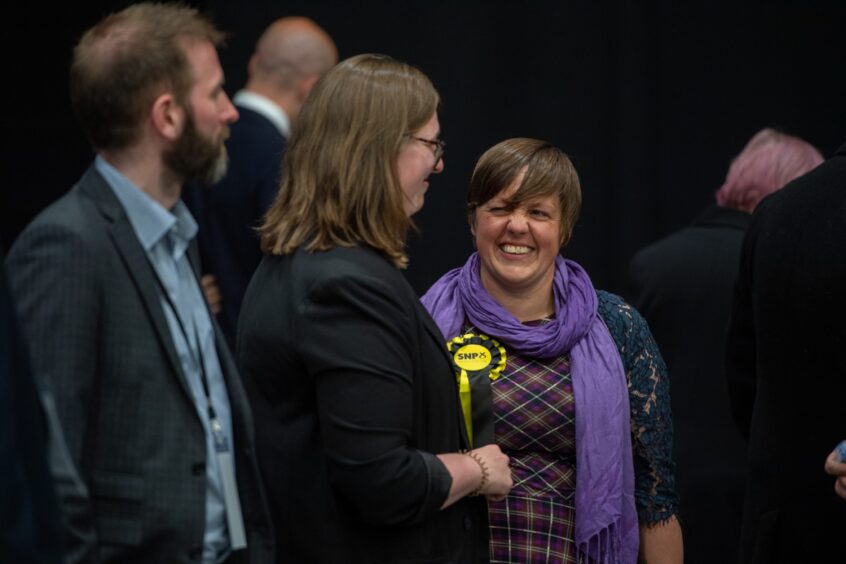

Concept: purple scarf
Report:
left=421, top=253, right=639, bottom=564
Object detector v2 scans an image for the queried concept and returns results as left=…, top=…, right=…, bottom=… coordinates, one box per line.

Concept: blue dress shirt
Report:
left=96, top=156, right=235, bottom=564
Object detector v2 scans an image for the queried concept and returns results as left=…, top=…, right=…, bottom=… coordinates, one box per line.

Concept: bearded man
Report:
left=4, top=4, right=273, bottom=564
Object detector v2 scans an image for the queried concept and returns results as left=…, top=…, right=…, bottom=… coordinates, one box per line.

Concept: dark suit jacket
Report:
left=0, top=254, right=63, bottom=564
left=6, top=166, right=273, bottom=564
left=628, top=205, right=749, bottom=564
left=726, top=143, right=846, bottom=563
left=238, top=245, right=489, bottom=563
left=183, top=105, right=286, bottom=351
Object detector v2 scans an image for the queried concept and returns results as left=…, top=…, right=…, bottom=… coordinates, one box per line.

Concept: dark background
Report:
left=4, top=1, right=845, bottom=296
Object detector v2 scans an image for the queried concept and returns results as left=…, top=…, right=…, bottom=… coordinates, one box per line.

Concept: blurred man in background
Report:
left=183, top=17, right=337, bottom=350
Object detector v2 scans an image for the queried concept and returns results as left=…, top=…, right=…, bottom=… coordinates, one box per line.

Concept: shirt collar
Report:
left=233, top=90, right=290, bottom=137
left=95, top=155, right=198, bottom=258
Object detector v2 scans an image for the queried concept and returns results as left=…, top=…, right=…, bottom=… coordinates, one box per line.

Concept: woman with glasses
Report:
left=237, top=54, right=512, bottom=563
left=422, top=138, right=682, bottom=563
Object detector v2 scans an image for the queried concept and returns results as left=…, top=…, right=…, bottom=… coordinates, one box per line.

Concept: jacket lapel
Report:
left=184, top=246, right=253, bottom=447
left=187, top=239, right=202, bottom=280
left=80, top=166, right=196, bottom=404
left=416, top=300, right=473, bottom=449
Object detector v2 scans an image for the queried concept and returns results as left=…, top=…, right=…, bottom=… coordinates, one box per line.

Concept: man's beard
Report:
left=164, top=112, right=229, bottom=186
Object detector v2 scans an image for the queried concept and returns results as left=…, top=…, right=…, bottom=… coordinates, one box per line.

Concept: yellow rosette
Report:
left=446, top=332, right=506, bottom=447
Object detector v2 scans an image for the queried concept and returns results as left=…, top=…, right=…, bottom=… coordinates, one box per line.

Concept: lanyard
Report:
left=148, top=254, right=247, bottom=550
left=151, top=262, right=225, bottom=446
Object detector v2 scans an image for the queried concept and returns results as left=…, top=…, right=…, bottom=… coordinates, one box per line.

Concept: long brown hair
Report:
left=261, top=53, right=439, bottom=268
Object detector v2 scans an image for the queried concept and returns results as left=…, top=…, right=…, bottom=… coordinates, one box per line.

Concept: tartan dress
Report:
left=462, top=291, right=679, bottom=563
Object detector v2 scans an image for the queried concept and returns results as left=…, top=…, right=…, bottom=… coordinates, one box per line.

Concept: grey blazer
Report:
left=6, top=166, right=273, bottom=564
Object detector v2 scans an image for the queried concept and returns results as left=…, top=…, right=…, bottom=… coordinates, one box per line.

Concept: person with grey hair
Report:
left=5, top=4, right=273, bottom=563
left=184, top=17, right=338, bottom=350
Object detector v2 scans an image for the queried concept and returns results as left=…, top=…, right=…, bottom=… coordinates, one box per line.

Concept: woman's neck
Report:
left=480, top=274, right=555, bottom=323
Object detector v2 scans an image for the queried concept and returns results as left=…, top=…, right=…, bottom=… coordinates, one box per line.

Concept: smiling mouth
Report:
left=500, top=244, right=531, bottom=255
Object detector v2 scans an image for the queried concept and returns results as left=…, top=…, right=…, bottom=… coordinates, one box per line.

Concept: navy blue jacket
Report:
left=183, top=105, right=286, bottom=351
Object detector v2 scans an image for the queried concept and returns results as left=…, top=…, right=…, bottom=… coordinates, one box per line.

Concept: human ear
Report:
left=150, top=92, right=185, bottom=142
left=469, top=213, right=480, bottom=249
left=247, top=53, right=259, bottom=79
left=299, top=74, right=320, bottom=101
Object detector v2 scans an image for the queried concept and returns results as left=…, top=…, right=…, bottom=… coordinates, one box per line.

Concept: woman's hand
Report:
left=469, top=444, right=512, bottom=500
left=437, top=445, right=512, bottom=508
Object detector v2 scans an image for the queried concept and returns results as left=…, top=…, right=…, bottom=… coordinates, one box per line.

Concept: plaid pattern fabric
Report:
left=463, top=292, right=680, bottom=562
left=466, top=323, right=579, bottom=563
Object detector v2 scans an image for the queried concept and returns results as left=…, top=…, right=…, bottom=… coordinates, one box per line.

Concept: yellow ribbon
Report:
left=457, top=368, right=473, bottom=446
left=447, top=332, right=507, bottom=447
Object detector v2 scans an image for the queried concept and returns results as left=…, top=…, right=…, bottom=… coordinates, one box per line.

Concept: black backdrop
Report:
left=4, top=1, right=846, bottom=295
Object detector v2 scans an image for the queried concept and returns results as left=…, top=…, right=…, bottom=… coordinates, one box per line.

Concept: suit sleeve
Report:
left=6, top=223, right=101, bottom=563
left=725, top=225, right=757, bottom=440
left=0, top=258, right=64, bottom=564
left=294, top=272, right=451, bottom=527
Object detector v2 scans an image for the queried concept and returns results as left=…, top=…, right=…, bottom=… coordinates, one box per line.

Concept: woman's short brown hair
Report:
left=468, top=138, right=581, bottom=244
left=260, top=54, right=439, bottom=268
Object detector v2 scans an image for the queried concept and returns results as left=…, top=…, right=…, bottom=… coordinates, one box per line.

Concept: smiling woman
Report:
left=472, top=168, right=564, bottom=320
left=422, top=138, right=683, bottom=563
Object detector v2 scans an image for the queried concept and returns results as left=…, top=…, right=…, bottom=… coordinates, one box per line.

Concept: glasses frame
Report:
left=411, top=135, right=446, bottom=163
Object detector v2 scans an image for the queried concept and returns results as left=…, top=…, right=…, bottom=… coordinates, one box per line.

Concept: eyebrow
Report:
left=210, top=78, right=226, bottom=95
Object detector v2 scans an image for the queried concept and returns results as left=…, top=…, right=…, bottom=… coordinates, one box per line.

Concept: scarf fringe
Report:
left=577, top=520, right=623, bottom=564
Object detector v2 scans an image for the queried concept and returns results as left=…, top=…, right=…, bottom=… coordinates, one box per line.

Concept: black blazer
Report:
left=0, top=255, right=63, bottom=564
left=628, top=205, right=749, bottom=564
left=726, top=144, right=846, bottom=563
left=238, top=245, right=488, bottom=563
left=6, top=166, right=273, bottom=564
left=183, top=105, right=287, bottom=351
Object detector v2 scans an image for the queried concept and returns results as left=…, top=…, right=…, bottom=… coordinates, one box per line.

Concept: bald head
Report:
left=247, top=17, right=337, bottom=118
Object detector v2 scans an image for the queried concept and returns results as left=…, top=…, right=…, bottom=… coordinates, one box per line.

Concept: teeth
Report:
left=500, top=244, right=530, bottom=254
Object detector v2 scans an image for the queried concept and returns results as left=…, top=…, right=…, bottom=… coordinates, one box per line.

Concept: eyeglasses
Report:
left=411, top=136, right=446, bottom=163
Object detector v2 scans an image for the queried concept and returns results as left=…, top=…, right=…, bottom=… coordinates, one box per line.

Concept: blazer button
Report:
left=253, top=521, right=268, bottom=536
left=463, top=516, right=472, bottom=531
left=188, top=544, right=203, bottom=560
left=191, top=462, right=205, bottom=476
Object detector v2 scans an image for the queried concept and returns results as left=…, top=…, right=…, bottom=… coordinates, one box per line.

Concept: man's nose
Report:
left=221, top=92, right=239, bottom=124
